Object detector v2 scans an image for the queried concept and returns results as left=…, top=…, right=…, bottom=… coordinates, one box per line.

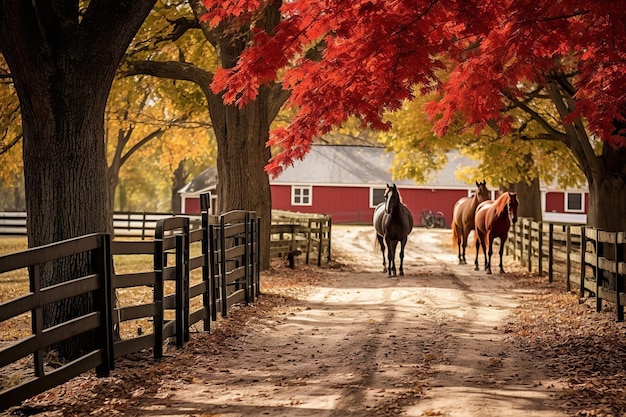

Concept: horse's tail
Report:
left=451, top=219, right=458, bottom=248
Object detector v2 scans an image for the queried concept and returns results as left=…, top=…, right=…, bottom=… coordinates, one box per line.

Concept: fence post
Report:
left=306, top=222, right=312, bottom=265
left=317, top=219, right=324, bottom=267
left=174, top=233, right=190, bottom=347
left=246, top=212, right=256, bottom=302
left=547, top=223, right=554, bottom=282
left=244, top=211, right=251, bottom=305
left=615, top=232, right=624, bottom=322
left=580, top=226, right=586, bottom=298
left=220, top=215, right=228, bottom=317
left=153, top=227, right=165, bottom=360
left=141, top=212, right=147, bottom=240
left=565, top=225, right=571, bottom=291
left=93, top=233, right=115, bottom=376
left=516, top=219, right=521, bottom=261
left=511, top=220, right=517, bottom=260
left=256, top=217, right=261, bottom=296
left=208, top=224, right=219, bottom=321
left=538, top=221, right=543, bottom=277
left=200, top=193, right=211, bottom=332
left=327, top=217, right=332, bottom=262
left=527, top=218, right=533, bottom=272
left=596, top=229, right=603, bottom=313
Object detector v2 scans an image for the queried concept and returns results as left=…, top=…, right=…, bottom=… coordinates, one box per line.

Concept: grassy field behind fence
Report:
left=0, top=237, right=205, bottom=341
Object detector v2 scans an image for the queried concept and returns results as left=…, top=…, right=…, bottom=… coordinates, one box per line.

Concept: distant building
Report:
left=178, top=166, right=218, bottom=215
left=179, top=144, right=588, bottom=224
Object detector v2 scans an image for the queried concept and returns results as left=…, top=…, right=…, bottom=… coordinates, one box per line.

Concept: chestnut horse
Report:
left=474, top=192, right=519, bottom=274
left=451, top=180, right=490, bottom=264
left=373, top=184, right=414, bottom=276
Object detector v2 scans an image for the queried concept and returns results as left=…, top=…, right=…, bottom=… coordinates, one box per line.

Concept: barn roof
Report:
left=179, top=145, right=483, bottom=194
left=178, top=166, right=218, bottom=196
left=271, top=145, right=478, bottom=189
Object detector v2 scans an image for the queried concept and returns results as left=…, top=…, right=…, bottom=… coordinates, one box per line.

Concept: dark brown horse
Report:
left=474, top=191, right=519, bottom=274
left=373, top=184, right=414, bottom=276
left=451, top=180, right=490, bottom=264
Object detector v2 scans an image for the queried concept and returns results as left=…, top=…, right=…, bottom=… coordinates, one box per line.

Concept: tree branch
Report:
left=188, top=0, right=220, bottom=48
left=506, top=94, right=568, bottom=141
left=0, top=132, right=22, bottom=155
left=120, top=128, right=165, bottom=166
left=124, top=60, right=214, bottom=97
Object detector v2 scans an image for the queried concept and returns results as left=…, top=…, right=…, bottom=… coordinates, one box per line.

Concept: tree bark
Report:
left=171, top=160, right=188, bottom=213
left=585, top=144, right=626, bottom=231
left=210, top=90, right=274, bottom=269
left=128, top=1, right=288, bottom=269
left=0, top=1, right=156, bottom=359
left=544, top=79, right=626, bottom=232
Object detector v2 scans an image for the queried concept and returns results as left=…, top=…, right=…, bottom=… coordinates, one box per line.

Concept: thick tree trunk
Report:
left=0, top=1, right=156, bottom=360
left=208, top=4, right=282, bottom=270
left=586, top=145, right=626, bottom=231
left=211, top=94, right=273, bottom=269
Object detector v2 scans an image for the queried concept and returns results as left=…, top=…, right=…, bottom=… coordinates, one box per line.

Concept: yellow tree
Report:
left=125, top=0, right=295, bottom=268
left=0, top=56, right=24, bottom=210
left=378, top=92, right=585, bottom=220
left=106, top=69, right=214, bottom=214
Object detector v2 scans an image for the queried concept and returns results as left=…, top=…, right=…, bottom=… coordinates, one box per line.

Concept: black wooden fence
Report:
left=0, top=203, right=259, bottom=410
left=505, top=217, right=626, bottom=322
left=1, top=210, right=331, bottom=268
left=269, top=210, right=332, bottom=267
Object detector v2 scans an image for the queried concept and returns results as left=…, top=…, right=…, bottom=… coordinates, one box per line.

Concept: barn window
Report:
left=565, top=192, right=584, bottom=212
left=292, top=186, right=312, bottom=206
left=370, top=188, right=386, bottom=207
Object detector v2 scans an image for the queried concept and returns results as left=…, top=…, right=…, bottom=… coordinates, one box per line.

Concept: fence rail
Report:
left=2, top=211, right=332, bottom=267
left=270, top=210, right=332, bottom=267
left=0, top=211, right=202, bottom=239
left=0, top=202, right=260, bottom=410
left=505, top=217, right=626, bottom=322
left=0, top=203, right=333, bottom=409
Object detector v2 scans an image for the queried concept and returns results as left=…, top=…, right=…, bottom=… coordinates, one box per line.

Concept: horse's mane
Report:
left=495, top=192, right=510, bottom=217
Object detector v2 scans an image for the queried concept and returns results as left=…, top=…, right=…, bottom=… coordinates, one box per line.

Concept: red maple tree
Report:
left=203, top=0, right=626, bottom=229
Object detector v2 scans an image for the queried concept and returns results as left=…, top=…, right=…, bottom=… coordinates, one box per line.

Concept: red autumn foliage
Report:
left=202, top=0, right=626, bottom=175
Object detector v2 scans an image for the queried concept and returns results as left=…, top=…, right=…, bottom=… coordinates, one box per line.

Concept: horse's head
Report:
left=385, top=183, right=400, bottom=214
left=507, top=192, right=519, bottom=224
left=475, top=180, right=490, bottom=203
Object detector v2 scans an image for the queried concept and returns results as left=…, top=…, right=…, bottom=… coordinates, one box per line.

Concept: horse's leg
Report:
left=498, top=237, right=506, bottom=274
left=455, top=226, right=464, bottom=265
left=486, top=235, right=494, bottom=275
left=461, top=229, right=470, bottom=264
left=399, top=237, right=407, bottom=276
left=377, top=234, right=387, bottom=272
left=387, top=239, right=398, bottom=276
left=474, top=231, right=483, bottom=271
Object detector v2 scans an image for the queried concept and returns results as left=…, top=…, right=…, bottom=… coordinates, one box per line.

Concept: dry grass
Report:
left=0, top=237, right=207, bottom=341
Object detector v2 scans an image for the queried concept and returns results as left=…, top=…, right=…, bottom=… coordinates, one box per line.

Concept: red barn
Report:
left=179, top=144, right=588, bottom=225
left=268, top=145, right=487, bottom=226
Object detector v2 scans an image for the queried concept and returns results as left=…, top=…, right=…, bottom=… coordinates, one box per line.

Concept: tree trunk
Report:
left=509, top=178, right=542, bottom=221
left=586, top=145, right=626, bottom=231
left=207, top=4, right=282, bottom=270
left=210, top=88, right=273, bottom=269
left=171, top=160, right=187, bottom=213
left=0, top=1, right=156, bottom=360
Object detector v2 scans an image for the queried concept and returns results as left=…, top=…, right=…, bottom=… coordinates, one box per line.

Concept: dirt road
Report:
left=133, top=225, right=565, bottom=416
left=5, top=225, right=571, bottom=417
